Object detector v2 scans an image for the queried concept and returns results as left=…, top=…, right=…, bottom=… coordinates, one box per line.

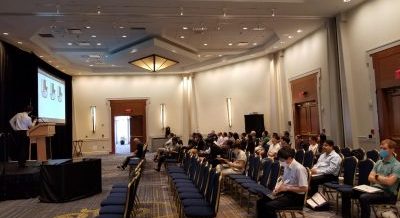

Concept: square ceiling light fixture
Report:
left=129, top=54, right=178, bottom=72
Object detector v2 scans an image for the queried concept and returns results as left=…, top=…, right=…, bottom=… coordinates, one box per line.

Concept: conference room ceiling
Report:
left=0, top=0, right=366, bottom=75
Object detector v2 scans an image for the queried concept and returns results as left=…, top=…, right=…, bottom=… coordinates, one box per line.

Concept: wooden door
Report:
left=371, top=45, right=400, bottom=158
left=295, top=101, right=319, bottom=139
left=130, top=115, right=144, bottom=152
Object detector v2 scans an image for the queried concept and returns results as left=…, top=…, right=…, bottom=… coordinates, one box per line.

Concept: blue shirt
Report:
left=282, top=159, right=309, bottom=194
left=313, top=150, right=342, bottom=176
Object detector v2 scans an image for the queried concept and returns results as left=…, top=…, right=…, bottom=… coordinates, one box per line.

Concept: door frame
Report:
left=109, top=99, right=147, bottom=154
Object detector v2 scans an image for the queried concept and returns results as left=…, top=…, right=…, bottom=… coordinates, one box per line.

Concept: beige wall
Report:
left=72, top=75, right=183, bottom=152
left=193, top=57, right=274, bottom=134
left=338, top=0, right=400, bottom=147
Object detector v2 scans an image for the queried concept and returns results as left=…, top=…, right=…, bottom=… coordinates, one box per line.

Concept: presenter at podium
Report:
left=9, top=105, right=37, bottom=168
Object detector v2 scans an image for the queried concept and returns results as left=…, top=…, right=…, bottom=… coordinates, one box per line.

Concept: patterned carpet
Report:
left=0, top=153, right=345, bottom=218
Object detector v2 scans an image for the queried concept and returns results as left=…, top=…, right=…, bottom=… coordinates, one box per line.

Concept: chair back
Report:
left=366, top=149, right=380, bottom=162
left=125, top=172, right=140, bottom=218
left=295, top=149, right=305, bottom=165
left=199, top=163, right=211, bottom=194
left=267, top=160, right=281, bottom=190
left=303, top=150, right=314, bottom=169
left=210, top=171, right=222, bottom=215
left=246, top=154, right=256, bottom=177
left=357, top=158, right=374, bottom=185
left=342, top=156, right=358, bottom=185
left=303, top=168, right=312, bottom=205
left=259, top=158, right=273, bottom=187
left=340, top=147, right=352, bottom=158
left=351, top=148, right=365, bottom=161
left=250, top=156, right=262, bottom=181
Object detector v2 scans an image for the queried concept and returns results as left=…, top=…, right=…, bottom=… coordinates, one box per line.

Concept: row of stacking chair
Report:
left=97, top=160, right=145, bottom=218
left=340, top=147, right=380, bottom=162
left=223, top=154, right=281, bottom=213
left=294, top=149, right=315, bottom=169
left=167, top=155, right=223, bottom=217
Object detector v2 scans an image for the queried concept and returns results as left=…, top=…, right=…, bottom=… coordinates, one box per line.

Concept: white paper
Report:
left=353, top=185, right=383, bottom=193
left=312, top=192, right=327, bottom=205
left=307, top=199, right=318, bottom=208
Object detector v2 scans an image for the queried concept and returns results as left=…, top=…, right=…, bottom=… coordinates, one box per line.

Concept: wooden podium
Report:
left=28, top=123, right=56, bottom=161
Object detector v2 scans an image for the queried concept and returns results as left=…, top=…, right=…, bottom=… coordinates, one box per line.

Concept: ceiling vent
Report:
left=38, top=33, right=54, bottom=38
left=77, top=41, right=91, bottom=46
left=192, top=26, right=207, bottom=34
left=237, top=42, right=249, bottom=46
left=130, top=27, right=146, bottom=31
left=67, top=28, right=82, bottom=34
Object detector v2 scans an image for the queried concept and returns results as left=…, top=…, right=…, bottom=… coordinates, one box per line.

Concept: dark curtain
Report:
left=0, top=40, right=72, bottom=159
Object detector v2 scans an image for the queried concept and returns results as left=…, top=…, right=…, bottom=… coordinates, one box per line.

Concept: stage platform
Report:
left=0, top=162, right=41, bottom=200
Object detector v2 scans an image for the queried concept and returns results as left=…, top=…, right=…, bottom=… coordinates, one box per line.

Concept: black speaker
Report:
left=244, top=114, right=265, bottom=137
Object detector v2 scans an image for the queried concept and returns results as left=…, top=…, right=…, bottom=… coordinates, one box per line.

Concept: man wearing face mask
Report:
left=256, top=146, right=308, bottom=218
left=341, top=139, right=400, bottom=218
left=309, top=140, right=342, bottom=196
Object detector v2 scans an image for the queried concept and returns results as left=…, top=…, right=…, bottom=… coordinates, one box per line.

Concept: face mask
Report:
left=379, top=149, right=389, bottom=159
left=279, top=160, right=287, bottom=168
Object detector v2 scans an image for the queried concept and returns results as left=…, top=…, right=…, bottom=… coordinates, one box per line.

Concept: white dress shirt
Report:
left=9, top=112, right=34, bottom=131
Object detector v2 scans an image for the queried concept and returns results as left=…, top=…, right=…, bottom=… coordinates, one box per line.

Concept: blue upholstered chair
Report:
left=294, top=149, right=305, bottom=165
left=366, top=149, right=379, bottom=162
left=302, top=150, right=314, bottom=169
left=324, top=156, right=358, bottom=213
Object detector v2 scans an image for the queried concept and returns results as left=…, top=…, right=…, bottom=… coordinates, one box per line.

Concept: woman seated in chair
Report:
left=256, top=146, right=309, bottom=218
left=216, top=140, right=247, bottom=176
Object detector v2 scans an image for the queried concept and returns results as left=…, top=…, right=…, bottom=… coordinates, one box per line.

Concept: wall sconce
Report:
left=226, top=98, right=232, bottom=127
left=90, top=106, right=96, bottom=133
left=160, top=103, right=166, bottom=129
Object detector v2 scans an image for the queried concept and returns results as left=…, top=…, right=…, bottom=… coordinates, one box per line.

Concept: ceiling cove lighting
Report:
left=129, top=54, right=178, bottom=72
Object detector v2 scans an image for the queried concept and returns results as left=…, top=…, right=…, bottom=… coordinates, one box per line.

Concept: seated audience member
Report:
left=317, top=132, right=327, bottom=154
left=341, top=139, right=400, bottom=218
left=280, top=136, right=291, bottom=149
left=216, top=141, right=247, bottom=176
left=256, top=146, right=308, bottom=218
left=309, top=140, right=341, bottom=196
left=246, top=134, right=256, bottom=154
left=117, top=138, right=144, bottom=170
left=283, top=131, right=291, bottom=144
left=154, top=133, right=175, bottom=161
left=308, top=136, right=319, bottom=155
left=267, top=134, right=281, bottom=159
left=154, top=137, right=182, bottom=171
left=294, top=135, right=303, bottom=151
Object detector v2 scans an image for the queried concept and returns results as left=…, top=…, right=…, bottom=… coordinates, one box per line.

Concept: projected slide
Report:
left=38, top=68, right=66, bottom=123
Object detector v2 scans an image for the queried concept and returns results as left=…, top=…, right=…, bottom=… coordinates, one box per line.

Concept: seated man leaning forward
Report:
left=309, top=139, right=341, bottom=196
left=216, top=141, right=247, bottom=176
left=342, top=139, right=400, bottom=218
left=256, top=146, right=309, bottom=218
left=117, top=138, right=144, bottom=170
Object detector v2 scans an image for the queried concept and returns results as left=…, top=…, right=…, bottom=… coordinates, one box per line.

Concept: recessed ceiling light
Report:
left=89, top=64, right=93, bottom=67
left=297, top=29, right=303, bottom=33
left=91, top=35, right=96, bottom=38
left=111, top=64, right=116, bottom=67
left=48, top=60, right=52, bottom=63
left=96, top=43, right=102, bottom=46
left=17, top=41, right=22, bottom=44
left=280, top=41, right=285, bottom=44
left=67, top=42, right=73, bottom=46
left=218, top=54, right=222, bottom=57
left=288, top=35, right=294, bottom=39
left=343, top=0, right=351, bottom=2
left=39, top=55, right=44, bottom=58
left=171, top=49, right=177, bottom=53
left=253, top=42, right=257, bottom=46
left=203, top=43, right=208, bottom=46
left=228, top=43, right=233, bottom=46
left=180, top=35, right=185, bottom=39
left=242, top=27, right=248, bottom=30
left=85, top=26, right=91, bottom=29
left=130, top=48, right=138, bottom=53
left=122, top=35, right=127, bottom=38
left=273, top=46, right=278, bottom=49
left=61, top=69, right=65, bottom=71
left=55, top=65, right=59, bottom=68
left=3, top=32, right=9, bottom=35
left=119, top=26, right=125, bottom=29
left=182, top=26, right=188, bottom=30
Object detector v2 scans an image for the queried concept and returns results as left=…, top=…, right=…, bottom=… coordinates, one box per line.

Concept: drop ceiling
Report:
left=0, top=0, right=366, bottom=75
